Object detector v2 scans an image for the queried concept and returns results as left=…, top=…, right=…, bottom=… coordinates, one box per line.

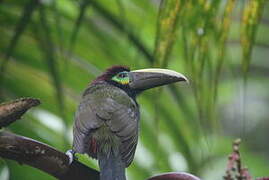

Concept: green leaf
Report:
left=37, top=6, right=65, bottom=118
left=91, top=0, right=155, bottom=64
left=0, top=0, right=39, bottom=89
left=154, top=0, right=182, bottom=67
left=69, top=0, right=92, bottom=53
left=241, top=0, right=266, bottom=77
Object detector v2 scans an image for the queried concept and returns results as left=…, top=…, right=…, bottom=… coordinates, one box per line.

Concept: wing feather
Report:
left=73, top=83, right=139, bottom=166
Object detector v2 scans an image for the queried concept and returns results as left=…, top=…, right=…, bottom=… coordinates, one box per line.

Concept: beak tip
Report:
left=175, top=74, right=189, bottom=84
left=183, top=77, right=189, bottom=84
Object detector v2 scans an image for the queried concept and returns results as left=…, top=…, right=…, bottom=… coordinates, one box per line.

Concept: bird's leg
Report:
left=65, top=149, right=77, bottom=165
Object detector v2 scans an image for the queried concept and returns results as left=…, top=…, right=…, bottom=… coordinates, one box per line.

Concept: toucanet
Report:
left=67, top=66, right=188, bottom=180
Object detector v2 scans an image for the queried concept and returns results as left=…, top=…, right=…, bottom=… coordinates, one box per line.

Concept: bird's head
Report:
left=94, top=65, right=188, bottom=97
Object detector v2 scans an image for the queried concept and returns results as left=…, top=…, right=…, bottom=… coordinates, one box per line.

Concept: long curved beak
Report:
left=129, top=68, right=188, bottom=90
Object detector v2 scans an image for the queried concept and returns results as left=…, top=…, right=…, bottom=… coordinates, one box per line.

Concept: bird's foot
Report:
left=65, top=149, right=76, bottom=165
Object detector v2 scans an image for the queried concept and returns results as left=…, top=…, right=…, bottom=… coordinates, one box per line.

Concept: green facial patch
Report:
left=112, top=71, right=130, bottom=85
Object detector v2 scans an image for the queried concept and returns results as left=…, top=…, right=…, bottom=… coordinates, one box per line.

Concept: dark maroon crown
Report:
left=92, top=65, right=130, bottom=83
left=104, top=65, right=130, bottom=77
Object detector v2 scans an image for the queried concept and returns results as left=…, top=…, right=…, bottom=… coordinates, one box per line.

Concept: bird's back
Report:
left=73, top=81, right=139, bottom=167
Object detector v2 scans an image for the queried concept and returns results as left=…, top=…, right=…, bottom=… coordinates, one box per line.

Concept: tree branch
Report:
left=0, top=98, right=40, bottom=128
left=0, top=97, right=100, bottom=180
left=0, top=131, right=99, bottom=180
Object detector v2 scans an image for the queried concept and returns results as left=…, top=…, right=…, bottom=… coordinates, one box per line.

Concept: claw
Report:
left=65, top=149, right=76, bottom=165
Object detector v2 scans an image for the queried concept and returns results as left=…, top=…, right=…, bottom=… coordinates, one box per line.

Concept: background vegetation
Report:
left=0, top=0, right=269, bottom=179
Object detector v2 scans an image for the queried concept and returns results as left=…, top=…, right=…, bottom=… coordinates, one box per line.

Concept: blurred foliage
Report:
left=0, top=0, right=269, bottom=180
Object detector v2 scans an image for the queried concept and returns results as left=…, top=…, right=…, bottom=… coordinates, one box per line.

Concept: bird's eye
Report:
left=112, top=71, right=130, bottom=85
left=118, top=72, right=128, bottom=78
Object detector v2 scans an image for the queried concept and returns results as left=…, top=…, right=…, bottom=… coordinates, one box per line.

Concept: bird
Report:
left=68, top=65, right=188, bottom=180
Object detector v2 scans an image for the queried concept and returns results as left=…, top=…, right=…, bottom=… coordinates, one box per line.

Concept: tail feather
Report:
left=98, top=152, right=126, bottom=180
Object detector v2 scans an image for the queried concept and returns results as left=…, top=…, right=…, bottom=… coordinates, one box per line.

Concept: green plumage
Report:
left=73, top=81, right=139, bottom=170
